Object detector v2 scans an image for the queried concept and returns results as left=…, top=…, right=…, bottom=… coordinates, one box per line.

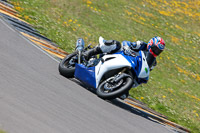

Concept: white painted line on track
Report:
left=0, top=16, right=16, bottom=32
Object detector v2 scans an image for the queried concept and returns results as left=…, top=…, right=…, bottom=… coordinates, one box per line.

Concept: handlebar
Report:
left=123, top=44, right=136, bottom=57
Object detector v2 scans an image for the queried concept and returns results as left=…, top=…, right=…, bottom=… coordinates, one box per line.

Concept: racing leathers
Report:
left=83, top=36, right=156, bottom=70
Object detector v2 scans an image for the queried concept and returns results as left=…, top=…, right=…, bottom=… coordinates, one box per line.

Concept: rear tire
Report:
left=96, top=73, right=133, bottom=100
left=58, top=52, right=77, bottom=78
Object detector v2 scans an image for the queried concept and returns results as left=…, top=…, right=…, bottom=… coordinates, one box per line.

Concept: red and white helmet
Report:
left=147, top=36, right=165, bottom=57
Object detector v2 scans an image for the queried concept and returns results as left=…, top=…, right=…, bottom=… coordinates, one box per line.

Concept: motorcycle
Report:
left=59, top=37, right=150, bottom=100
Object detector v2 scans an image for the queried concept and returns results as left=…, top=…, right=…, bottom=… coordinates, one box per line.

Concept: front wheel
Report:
left=96, top=73, right=133, bottom=100
left=58, top=52, right=77, bottom=78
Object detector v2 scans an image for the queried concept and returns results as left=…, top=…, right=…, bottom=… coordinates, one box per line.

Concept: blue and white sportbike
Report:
left=59, top=37, right=150, bottom=100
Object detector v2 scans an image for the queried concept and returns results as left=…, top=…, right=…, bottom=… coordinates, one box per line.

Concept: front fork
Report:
left=118, top=68, right=127, bottom=75
left=111, top=68, right=130, bottom=83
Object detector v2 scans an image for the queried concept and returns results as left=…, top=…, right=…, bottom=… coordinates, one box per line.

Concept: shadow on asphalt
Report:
left=69, top=78, right=162, bottom=125
left=107, top=99, right=161, bottom=124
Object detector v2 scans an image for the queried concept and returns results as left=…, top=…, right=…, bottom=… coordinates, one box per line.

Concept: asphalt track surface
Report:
left=0, top=18, right=172, bottom=133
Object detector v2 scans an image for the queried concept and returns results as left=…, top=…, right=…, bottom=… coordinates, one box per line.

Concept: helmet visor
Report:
left=151, top=45, right=163, bottom=56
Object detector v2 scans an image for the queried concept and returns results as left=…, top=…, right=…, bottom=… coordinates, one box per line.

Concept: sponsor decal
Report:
left=145, top=67, right=148, bottom=73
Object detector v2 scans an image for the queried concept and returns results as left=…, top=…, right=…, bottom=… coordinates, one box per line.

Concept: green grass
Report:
left=0, top=130, right=6, bottom=133
left=10, top=0, right=200, bottom=132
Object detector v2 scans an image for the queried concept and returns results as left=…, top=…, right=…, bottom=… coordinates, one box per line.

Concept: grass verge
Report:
left=0, top=130, right=6, bottom=133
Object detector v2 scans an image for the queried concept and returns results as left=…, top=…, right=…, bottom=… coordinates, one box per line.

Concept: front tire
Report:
left=96, top=73, right=133, bottom=100
left=58, top=52, right=77, bottom=78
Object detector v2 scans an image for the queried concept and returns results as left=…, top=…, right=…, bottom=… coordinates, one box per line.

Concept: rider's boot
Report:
left=82, top=46, right=103, bottom=60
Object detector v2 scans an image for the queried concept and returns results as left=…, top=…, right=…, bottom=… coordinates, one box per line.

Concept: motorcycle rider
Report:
left=82, top=36, right=165, bottom=99
left=83, top=36, right=165, bottom=70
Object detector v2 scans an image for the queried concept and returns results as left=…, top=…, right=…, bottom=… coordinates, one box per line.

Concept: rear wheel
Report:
left=96, top=72, right=133, bottom=100
left=58, top=52, right=77, bottom=78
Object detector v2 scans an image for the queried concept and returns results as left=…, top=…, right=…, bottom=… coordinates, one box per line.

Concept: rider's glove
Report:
left=123, top=44, right=136, bottom=57
left=130, top=41, right=144, bottom=50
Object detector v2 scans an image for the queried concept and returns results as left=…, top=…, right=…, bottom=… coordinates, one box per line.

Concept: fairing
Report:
left=74, top=50, right=150, bottom=88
